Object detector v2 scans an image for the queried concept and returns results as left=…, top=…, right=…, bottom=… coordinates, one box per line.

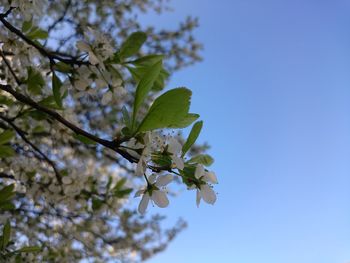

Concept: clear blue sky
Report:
left=140, top=1, right=350, bottom=262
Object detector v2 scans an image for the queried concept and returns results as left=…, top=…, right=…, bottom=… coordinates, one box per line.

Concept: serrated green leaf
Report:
left=0, top=145, right=15, bottom=158
left=52, top=72, right=63, bottom=108
left=187, top=154, right=214, bottom=166
left=182, top=121, right=203, bottom=156
left=168, top=113, right=199, bottom=129
left=2, top=221, right=11, bottom=249
left=0, top=130, right=15, bottom=145
left=137, top=88, right=193, bottom=132
left=73, top=134, right=97, bottom=145
left=119, top=31, right=147, bottom=59
left=132, top=61, right=162, bottom=125
left=17, top=246, right=41, bottom=253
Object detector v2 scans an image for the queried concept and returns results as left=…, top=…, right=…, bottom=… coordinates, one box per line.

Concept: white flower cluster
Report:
left=125, top=131, right=218, bottom=214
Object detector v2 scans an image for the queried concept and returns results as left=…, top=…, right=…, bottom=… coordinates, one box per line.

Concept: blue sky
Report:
left=139, top=1, right=350, bottom=262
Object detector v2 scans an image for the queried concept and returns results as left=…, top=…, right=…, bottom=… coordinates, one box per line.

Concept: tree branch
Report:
left=0, top=10, right=88, bottom=66
left=0, top=115, right=62, bottom=184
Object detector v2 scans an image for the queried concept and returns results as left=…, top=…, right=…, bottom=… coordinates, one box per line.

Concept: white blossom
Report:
left=135, top=174, right=173, bottom=214
left=194, top=164, right=218, bottom=206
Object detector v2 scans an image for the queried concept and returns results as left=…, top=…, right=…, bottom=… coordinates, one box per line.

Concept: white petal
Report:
left=196, top=189, right=201, bottom=207
left=76, top=41, right=91, bottom=52
left=151, top=190, right=169, bottom=208
left=200, top=184, right=217, bottom=205
left=173, top=156, right=184, bottom=170
left=168, top=138, right=182, bottom=154
left=156, top=174, right=173, bottom=187
left=136, top=159, right=146, bottom=176
left=138, top=193, right=150, bottom=214
left=101, top=92, right=112, bottom=105
left=62, top=176, right=72, bottom=185
left=75, top=79, right=89, bottom=90
left=148, top=174, right=157, bottom=184
left=89, top=51, right=100, bottom=65
left=194, top=164, right=204, bottom=179
left=203, top=171, right=218, bottom=184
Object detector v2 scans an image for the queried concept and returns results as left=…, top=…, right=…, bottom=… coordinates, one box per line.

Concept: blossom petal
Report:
left=203, top=171, right=218, bottom=184
left=194, top=164, right=204, bottom=179
left=151, top=190, right=169, bottom=208
left=156, top=174, right=173, bottom=187
left=148, top=174, right=157, bottom=184
left=200, top=184, right=216, bottom=205
left=138, top=193, right=150, bottom=214
left=173, top=156, right=184, bottom=170
left=136, top=159, right=146, bottom=176
left=196, top=189, right=201, bottom=207
left=168, top=138, right=182, bottom=154
left=89, top=51, right=100, bottom=65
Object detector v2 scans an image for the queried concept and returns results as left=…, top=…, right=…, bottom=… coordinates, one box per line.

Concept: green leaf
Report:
left=182, top=121, right=203, bottom=156
left=26, top=27, right=48, bottom=40
left=2, top=221, right=11, bottom=249
left=0, top=145, right=15, bottom=158
left=137, top=88, right=193, bottom=132
left=0, top=130, right=15, bottom=145
left=73, top=134, right=97, bottom=145
left=0, top=202, right=15, bottom=211
left=114, top=188, right=132, bottom=198
left=122, top=106, right=132, bottom=128
left=151, top=152, right=172, bottom=167
left=15, top=254, right=22, bottom=263
left=54, top=62, right=73, bottom=73
left=168, top=113, right=199, bottom=129
left=22, top=20, right=33, bottom=33
left=26, top=67, right=45, bottom=95
left=17, top=246, right=41, bottom=253
left=0, top=184, right=15, bottom=201
left=92, top=198, right=104, bottom=211
left=52, top=72, right=63, bottom=108
left=187, top=154, right=214, bottom=166
left=38, top=96, right=61, bottom=110
left=127, top=55, right=164, bottom=67
left=114, top=178, right=127, bottom=191
left=119, top=31, right=147, bottom=59
left=128, top=65, right=169, bottom=91
left=132, top=61, right=162, bottom=125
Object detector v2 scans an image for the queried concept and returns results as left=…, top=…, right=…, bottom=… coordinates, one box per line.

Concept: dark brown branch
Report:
left=0, top=50, right=21, bottom=84
left=0, top=84, right=138, bottom=162
left=0, top=115, right=62, bottom=184
left=0, top=11, right=88, bottom=66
